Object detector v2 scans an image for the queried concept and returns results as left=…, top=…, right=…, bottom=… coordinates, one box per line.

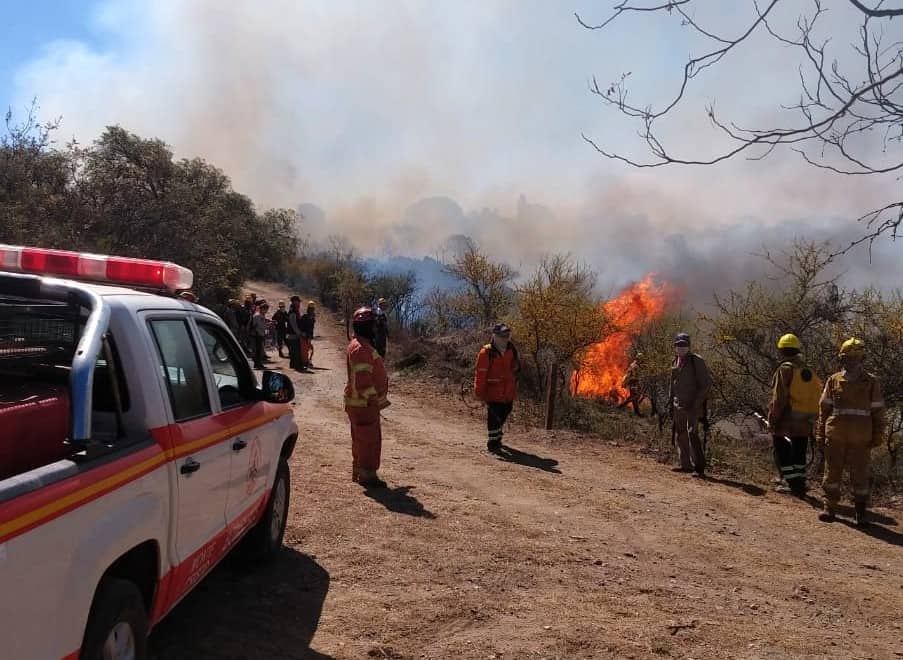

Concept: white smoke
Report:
left=11, top=0, right=900, bottom=295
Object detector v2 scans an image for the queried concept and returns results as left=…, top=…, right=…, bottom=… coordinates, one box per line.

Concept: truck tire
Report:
left=81, top=577, right=148, bottom=660
left=241, top=457, right=291, bottom=563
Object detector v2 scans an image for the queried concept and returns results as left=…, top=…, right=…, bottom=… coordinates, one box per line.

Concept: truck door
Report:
left=194, top=319, right=274, bottom=536
left=146, top=317, right=231, bottom=578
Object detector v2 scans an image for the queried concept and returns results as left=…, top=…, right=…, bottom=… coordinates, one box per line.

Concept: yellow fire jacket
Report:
left=816, top=370, right=887, bottom=448
left=768, top=355, right=819, bottom=438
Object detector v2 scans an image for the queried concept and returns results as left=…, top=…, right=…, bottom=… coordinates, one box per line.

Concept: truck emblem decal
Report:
left=247, top=436, right=262, bottom=494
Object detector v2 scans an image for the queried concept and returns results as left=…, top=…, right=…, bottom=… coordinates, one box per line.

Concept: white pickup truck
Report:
left=0, top=245, right=299, bottom=660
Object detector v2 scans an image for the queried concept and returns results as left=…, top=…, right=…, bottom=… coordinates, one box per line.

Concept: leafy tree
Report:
left=513, top=254, right=607, bottom=388
left=422, top=287, right=472, bottom=334
left=700, top=242, right=846, bottom=419
left=445, top=239, right=516, bottom=327
left=334, top=265, right=371, bottom=339
left=1, top=114, right=298, bottom=304
left=369, top=270, right=419, bottom=329
left=0, top=104, right=74, bottom=247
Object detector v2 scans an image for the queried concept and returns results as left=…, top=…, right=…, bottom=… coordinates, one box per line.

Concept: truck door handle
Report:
left=232, top=439, right=247, bottom=451
left=180, top=459, right=201, bottom=475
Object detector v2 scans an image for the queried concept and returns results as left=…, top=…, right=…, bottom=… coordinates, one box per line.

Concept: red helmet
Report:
left=352, top=307, right=376, bottom=323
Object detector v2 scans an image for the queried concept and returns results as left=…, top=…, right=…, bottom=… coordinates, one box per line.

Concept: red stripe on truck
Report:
left=0, top=406, right=290, bottom=544
left=0, top=443, right=166, bottom=545
left=151, top=489, right=270, bottom=624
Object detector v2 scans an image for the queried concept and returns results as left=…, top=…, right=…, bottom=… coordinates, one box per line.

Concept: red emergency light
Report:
left=0, top=244, right=193, bottom=292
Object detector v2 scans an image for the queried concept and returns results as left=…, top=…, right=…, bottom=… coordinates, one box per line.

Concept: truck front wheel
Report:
left=241, top=457, right=291, bottom=563
left=81, top=577, right=148, bottom=660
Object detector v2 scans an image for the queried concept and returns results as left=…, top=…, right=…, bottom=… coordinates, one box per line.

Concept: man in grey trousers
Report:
left=669, top=333, right=713, bottom=477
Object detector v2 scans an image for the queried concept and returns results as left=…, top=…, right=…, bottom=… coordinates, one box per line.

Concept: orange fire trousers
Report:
left=346, top=406, right=382, bottom=480
left=300, top=337, right=313, bottom=366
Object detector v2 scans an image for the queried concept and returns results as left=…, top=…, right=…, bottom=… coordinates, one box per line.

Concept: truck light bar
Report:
left=0, top=244, right=193, bottom=292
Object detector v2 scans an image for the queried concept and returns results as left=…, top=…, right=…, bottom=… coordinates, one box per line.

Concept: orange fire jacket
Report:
left=344, top=336, right=389, bottom=408
left=474, top=343, right=519, bottom=403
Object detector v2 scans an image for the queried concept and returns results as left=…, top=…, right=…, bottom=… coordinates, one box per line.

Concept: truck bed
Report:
left=0, top=383, right=71, bottom=480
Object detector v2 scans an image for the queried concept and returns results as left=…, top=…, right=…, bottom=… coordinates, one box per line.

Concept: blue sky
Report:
left=1, top=1, right=103, bottom=115
left=3, top=1, right=899, bottom=289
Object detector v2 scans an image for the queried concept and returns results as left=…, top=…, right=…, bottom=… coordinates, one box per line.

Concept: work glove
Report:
left=378, top=398, right=392, bottom=410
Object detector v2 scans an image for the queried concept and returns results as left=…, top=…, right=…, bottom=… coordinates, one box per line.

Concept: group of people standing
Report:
left=342, top=310, right=521, bottom=489
left=627, top=331, right=886, bottom=527
left=222, top=293, right=272, bottom=370
left=258, top=289, right=883, bottom=530
left=272, top=297, right=317, bottom=371
left=767, top=334, right=886, bottom=526
left=222, top=294, right=316, bottom=371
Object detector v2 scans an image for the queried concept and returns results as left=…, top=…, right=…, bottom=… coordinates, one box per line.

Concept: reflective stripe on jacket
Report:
left=474, top=343, right=519, bottom=403
left=344, top=336, right=389, bottom=408
left=816, top=370, right=886, bottom=447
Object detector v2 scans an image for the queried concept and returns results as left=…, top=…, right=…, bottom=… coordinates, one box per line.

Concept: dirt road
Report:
left=151, top=288, right=903, bottom=660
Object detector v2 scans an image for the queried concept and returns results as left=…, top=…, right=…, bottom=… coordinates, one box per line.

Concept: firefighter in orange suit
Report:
left=474, top=323, right=520, bottom=453
left=344, top=307, right=390, bottom=489
left=816, top=338, right=886, bottom=526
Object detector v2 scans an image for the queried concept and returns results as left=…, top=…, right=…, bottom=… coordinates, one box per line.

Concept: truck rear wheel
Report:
left=241, top=457, right=291, bottom=563
left=81, top=577, right=148, bottom=660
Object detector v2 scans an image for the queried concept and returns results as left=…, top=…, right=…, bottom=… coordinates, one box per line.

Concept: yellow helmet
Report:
left=840, top=337, right=865, bottom=357
left=777, top=333, right=801, bottom=350
left=307, top=300, right=316, bottom=308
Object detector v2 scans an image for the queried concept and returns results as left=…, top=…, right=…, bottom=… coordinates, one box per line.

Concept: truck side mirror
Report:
left=260, top=371, right=295, bottom=404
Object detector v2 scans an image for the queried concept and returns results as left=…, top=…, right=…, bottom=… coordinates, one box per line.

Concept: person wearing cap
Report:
left=299, top=301, right=317, bottom=368
left=374, top=297, right=390, bottom=359
left=272, top=300, right=289, bottom=358
left=474, top=323, right=520, bottom=453
left=668, top=333, right=712, bottom=476
left=286, top=296, right=304, bottom=371
left=767, top=334, right=823, bottom=496
left=344, top=307, right=390, bottom=488
left=816, top=338, right=887, bottom=526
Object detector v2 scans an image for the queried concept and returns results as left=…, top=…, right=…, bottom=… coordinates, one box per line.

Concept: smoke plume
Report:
left=11, top=0, right=899, bottom=300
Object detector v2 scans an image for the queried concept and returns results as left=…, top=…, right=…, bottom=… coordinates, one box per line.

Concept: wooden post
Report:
left=544, top=360, right=559, bottom=430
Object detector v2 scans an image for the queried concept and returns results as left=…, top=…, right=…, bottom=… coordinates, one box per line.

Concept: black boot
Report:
left=818, top=509, right=836, bottom=523
left=855, top=502, right=868, bottom=527
left=361, top=476, right=388, bottom=489
left=487, top=439, right=502, bottom=454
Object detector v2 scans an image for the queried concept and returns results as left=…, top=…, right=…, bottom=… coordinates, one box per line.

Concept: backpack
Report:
left=783, top=362, right=823, bottom=416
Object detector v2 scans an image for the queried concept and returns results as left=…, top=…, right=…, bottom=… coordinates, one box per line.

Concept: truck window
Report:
left=148, top=319, right=211, bottom=422
left=196, top=322, right=255, bottom=409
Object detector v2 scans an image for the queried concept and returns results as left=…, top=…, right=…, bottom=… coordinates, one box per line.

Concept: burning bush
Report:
left=570, top=274, right=676, bottom=403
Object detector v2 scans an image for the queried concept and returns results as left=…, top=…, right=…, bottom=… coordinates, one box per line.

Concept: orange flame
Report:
left=570, top=274, right=672, bottom=402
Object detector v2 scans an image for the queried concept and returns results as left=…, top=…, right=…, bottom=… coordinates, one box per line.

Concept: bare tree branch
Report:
left=575, top=1, right=691, bottom=31
left=580, top=0, right=903, bottom=245
left=847, top=0, right=903, bottom=18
